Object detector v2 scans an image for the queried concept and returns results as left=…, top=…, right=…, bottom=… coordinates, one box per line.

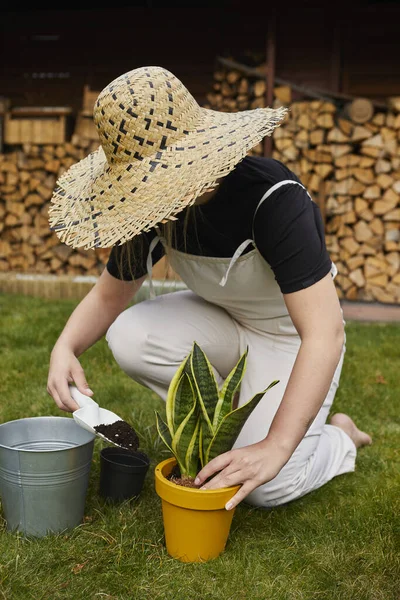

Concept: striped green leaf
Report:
left=155, top=411, right=173, bottom=454
left=199, top=419, right=214, bottom=468
left=198, top=424, right=204, bottom=468
left=190, top=341, right=219, bottom=432
left=171, top=383, right=199, bottom=475
left=213, top=348, right=248, bottom=430
left=173, top=364, right=195, bottom=433
left=165, top=356, right=189, bottom=435
left=185, top=417, right=201, bottom=478
left=205, top=380, right=280, bottom=463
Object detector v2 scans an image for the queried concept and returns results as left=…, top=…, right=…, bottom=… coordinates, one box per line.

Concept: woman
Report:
left=47, top=66, right=371, bottom=511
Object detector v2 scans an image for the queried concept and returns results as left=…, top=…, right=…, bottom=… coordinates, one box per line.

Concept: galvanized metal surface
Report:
left=0, top=416, right=95, bottom=537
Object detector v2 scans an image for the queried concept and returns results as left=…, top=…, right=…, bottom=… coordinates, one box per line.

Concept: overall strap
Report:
left=154, top=225, right=163, bottom=239
left=251, top=179, right=311, bottom=239
left=249, top=179, right=339, bottom=283
left=219, top=179, right=311, bottom=288
left=218, top=238, right=254, bottom=287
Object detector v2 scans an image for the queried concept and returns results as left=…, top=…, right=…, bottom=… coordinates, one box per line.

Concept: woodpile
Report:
left=205, top=63, right=400, bottom=305
left=0, top=135, right=178, bottom=281
left=0, top=66, right=399, bottom=304
left=205, top=69, right=292, bottom=113
left=204, top=66, right=291, bottom=157
left=273, top=104, right=400, bottom=304
left=0, top=137, right=110, bottom=276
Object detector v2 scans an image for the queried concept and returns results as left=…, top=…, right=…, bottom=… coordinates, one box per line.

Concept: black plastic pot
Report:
left=99, top=447, right=150, bottom=502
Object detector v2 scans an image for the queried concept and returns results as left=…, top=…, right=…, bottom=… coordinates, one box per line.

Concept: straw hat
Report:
left=49, top=66, right=287, bottom=249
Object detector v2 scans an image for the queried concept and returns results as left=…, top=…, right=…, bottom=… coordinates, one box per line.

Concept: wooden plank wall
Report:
left=1, top=3, right=399, bottom=114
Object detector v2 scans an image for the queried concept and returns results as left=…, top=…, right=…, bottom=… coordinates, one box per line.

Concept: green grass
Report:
left=0, top=293, right=399, bottom=600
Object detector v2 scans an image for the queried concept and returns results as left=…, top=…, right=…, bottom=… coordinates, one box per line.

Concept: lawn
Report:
left=0, top=293, right=399, bottom=600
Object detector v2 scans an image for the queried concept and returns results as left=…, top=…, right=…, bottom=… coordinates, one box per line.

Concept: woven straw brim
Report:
left=49, top=105, right=288, bottom=249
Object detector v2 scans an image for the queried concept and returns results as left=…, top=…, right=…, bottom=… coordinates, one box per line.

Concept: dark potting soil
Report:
left=167, top=465, right=201, bottom=489
left=94, top=420, right=139, bottom=451
left=170, top=475, right=200, bottom=488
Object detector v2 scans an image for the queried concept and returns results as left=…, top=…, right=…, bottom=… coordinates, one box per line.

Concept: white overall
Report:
left=106, top=180, right=356, bottom=508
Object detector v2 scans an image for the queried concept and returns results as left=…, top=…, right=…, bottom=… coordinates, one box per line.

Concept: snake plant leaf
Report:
left=165, top=355, right=190, bottom=434
left=185, top=417, right=201, bottom=478
left=155, top=411, right=173, bottom=454
left=213, top=348, right=248, bottom=430
left=174, top=366, right=196, bottom=433
left=171, top=388, right=199, bottom=476
left=199, top=418, right=214, bottom=463
left=190, top=341, right=219, bottom=432
left=205, top=380, right=280, bottom=464
left=198, top=423, right=204, bottom=468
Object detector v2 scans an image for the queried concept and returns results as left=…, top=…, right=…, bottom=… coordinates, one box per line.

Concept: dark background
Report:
left=1, top=1, right=399, bottom=112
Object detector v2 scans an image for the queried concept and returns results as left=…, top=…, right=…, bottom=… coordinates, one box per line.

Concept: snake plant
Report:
left=155, top=342, right=279, bottom=478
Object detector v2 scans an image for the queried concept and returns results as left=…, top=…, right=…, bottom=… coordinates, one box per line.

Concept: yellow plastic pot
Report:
left=155, top=457, right=240, bottom=563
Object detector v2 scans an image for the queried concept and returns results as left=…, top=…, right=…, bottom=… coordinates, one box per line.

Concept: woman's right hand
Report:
left=47, top=345, right=93, bottom=412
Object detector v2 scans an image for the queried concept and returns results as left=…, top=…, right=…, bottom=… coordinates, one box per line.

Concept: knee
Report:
left=106, top=308, right=149, bottom=376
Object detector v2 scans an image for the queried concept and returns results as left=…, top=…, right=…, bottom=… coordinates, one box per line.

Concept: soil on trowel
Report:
left=94, top=420, right=139, bottom=451
left=167, top=464, right=201, bottom=489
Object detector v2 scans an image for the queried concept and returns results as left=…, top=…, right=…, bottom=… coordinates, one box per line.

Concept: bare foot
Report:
left=330, top=413, right=372, bottom=449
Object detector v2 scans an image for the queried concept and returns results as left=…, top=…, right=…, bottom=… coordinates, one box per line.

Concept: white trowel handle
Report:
left=69, top=385, right=99, bottom=410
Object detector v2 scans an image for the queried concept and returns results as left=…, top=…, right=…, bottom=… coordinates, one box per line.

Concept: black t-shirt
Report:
left=106, top=156, right=332, bottom=294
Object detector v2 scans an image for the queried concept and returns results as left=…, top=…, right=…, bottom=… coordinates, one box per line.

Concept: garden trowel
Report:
left=70, top=385, right=130, bottom=448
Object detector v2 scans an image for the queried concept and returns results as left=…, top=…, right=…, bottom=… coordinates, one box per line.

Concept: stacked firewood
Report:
left=205, top=66, right=400, bottom=304
left=205, top=69, right=291, bottom=113
left=0, top=137, right=110, bottom=275
left=204, top=68, right=291, bottom=157
left=275, top=102, right=400, bottom=303
left=0, top=136, right=178, bottom=280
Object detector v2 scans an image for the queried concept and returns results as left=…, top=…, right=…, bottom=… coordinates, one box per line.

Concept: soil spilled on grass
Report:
left=94, top=420, right=139, bottom=451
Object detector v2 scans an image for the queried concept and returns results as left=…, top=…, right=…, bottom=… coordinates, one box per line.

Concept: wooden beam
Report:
left=331, top=21, right=342, bottom=93
left=216, top=56, right=388, bottom=109
left=264, top=15, right=276, bottom=157
left=217, top=56, right=332, bottom=100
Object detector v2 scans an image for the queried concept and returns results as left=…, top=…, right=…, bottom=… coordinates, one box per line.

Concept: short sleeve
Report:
left=106, top=229, right=165, bottom=281
left=253, top=184, right=332, bottom=294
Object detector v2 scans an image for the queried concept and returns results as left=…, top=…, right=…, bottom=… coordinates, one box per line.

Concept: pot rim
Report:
left=0, top=416, right=95, bottom=452
left=155, top=457, right=240, bottom=510
left=155, top=457, right=239, bottom=495
left=100, top=448, right=150, bottom=469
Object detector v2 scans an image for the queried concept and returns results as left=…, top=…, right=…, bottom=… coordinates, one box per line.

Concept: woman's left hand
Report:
left=194, top=438, right=290, bottom=510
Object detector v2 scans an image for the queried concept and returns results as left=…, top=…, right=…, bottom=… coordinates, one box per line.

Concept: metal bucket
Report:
left=0, top=416, right=95, bottom=537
